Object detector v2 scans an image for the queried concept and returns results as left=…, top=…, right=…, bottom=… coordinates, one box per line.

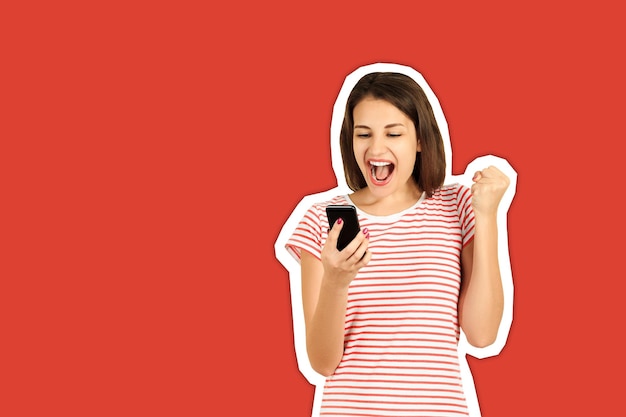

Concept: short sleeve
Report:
left=285, top=203, right=324, bottom=262
left=456, top=184, right=476, bottom=247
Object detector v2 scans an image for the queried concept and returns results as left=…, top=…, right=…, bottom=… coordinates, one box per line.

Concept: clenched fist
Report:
left=471, top=165, right=510, bottom=217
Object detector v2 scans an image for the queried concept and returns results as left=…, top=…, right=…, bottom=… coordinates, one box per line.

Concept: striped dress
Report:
left=286, top=184, right=475, bottom=417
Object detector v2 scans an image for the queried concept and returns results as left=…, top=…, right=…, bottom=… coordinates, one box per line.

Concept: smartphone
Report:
left=326, top=205, right=361, bottom=251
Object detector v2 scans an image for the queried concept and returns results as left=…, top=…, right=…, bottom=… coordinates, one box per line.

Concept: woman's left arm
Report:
left=458, top=166, right=510, bottom=348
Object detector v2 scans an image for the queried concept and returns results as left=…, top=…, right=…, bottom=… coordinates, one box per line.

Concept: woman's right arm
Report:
left=301, top=220, right=370, bottom=377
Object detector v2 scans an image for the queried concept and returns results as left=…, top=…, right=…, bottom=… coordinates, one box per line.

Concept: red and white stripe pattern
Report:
left=287, top=184, right=475, bottom=417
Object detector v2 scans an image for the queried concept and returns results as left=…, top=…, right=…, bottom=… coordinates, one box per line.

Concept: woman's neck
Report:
left=350, top=180, right=422, bottom=216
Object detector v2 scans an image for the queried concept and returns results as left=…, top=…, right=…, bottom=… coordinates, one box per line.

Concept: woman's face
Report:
left=352, top=97, right=421, bottom=197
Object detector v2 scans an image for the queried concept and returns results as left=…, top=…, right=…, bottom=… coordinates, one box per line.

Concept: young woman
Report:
left=285, top=71, right=510, bottom=416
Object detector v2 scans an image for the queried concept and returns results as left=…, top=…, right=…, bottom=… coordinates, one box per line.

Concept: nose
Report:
left=369, top=132, right=387, bottom=155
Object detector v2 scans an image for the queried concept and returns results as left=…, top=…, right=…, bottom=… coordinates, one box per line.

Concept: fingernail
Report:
left=365, top=233, right=370, bottom=239
left=337, top=218, right=343, bottom=225
left=362, top=228, right=368, bottom=234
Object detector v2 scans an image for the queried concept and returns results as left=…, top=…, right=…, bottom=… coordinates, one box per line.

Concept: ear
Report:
left=416, top=138, right=422, bottom=152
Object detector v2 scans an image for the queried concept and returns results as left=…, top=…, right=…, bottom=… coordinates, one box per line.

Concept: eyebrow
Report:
left=354, top=123, right=406, bottom=129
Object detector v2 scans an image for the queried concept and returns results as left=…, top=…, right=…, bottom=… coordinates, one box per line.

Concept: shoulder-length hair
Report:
left=339, top=72, right=446, bottom=198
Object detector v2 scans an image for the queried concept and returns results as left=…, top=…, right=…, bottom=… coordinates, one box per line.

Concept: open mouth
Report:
left=368, top=160, right=395, bottom=184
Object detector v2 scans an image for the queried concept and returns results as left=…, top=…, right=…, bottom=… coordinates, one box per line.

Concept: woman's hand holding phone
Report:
left=320, top=218, right=371, bottom=290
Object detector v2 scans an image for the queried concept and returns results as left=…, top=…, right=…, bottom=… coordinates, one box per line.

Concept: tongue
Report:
left=374, top=165, right=390, bottom=181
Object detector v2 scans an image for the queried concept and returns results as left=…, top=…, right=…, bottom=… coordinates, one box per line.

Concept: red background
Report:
left=2, top=1, right=624, bottom=415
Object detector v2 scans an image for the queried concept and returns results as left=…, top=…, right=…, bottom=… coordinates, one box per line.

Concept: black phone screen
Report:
left=326, top=205, right=360, bottom=251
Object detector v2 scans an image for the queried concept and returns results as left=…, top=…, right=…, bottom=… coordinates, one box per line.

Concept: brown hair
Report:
left=339, top=72, right=446, bottom=198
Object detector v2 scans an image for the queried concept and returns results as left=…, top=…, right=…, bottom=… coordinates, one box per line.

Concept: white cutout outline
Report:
left=275, top=63, right=516, bottom=417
